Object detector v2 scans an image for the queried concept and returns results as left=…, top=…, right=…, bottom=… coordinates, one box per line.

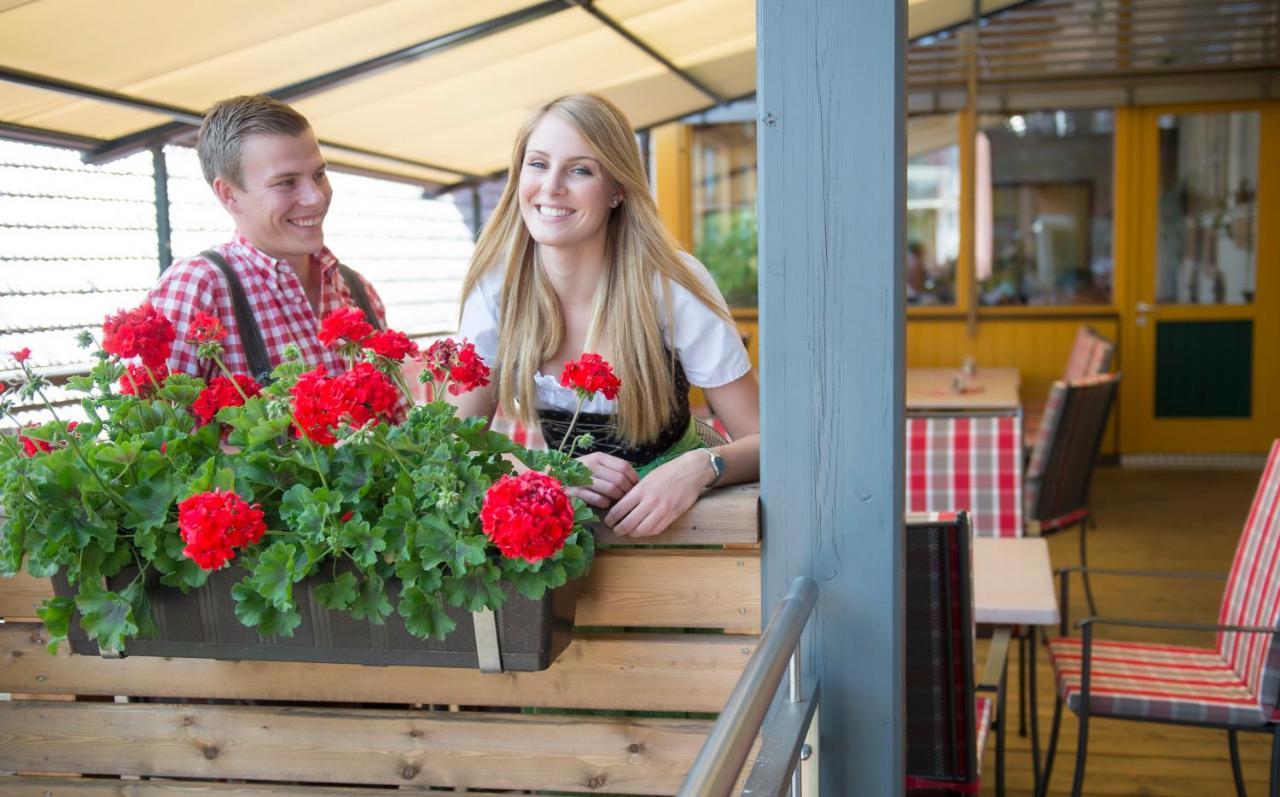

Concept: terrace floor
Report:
left=979, top=464, right=1270, bottom=796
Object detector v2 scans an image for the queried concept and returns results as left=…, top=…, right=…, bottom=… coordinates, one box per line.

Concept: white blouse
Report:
left=458, top=253, right=752, bottom=414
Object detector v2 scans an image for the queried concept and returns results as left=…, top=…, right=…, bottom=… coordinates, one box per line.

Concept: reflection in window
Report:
left=691, top=122, right=757, bottom=308
left=980, top=109, right=1114, bottom=306
left=907, top=114, right=960, bottom=305
left=1155, top=112, right=1258, bottom=305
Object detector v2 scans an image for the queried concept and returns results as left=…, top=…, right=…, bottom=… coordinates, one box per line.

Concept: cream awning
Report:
left=0, top=0, right=1031, bottom=186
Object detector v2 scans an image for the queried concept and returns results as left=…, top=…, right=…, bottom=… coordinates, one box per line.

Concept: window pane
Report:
left=1155, top=111, right=1258, bottom=305
left=691, top=122, right=757, bottom=309
left=980, top=109, right=1114, bottom=306
left=907, top=114, right=960, bottom=305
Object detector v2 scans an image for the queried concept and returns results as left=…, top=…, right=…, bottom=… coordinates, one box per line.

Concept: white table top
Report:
left=972, top=536, right=1059, bottom=626
left=906, top=366, right=1021, bottom=412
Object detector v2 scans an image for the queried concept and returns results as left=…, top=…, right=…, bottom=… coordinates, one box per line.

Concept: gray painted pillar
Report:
left=152, top=146, right=172, bottom=273
left=757, top=1, right=905, bottom=795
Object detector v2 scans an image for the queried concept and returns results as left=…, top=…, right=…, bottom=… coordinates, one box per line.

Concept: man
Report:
left=149, top=95, right=386, bottom=382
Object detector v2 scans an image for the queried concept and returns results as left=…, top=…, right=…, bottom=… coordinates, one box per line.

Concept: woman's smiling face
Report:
left=518, top=113, right=620, bottom=255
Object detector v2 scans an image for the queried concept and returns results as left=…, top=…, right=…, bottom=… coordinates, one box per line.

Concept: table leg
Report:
left=997, top=652, right=1007, bottom=797
left=1030, top=625, right=1043, bottom=796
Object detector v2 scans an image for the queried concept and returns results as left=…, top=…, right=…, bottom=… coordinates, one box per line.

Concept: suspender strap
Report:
left=201, top=249, right=274, bottom=383
left=338, top=263, right=384, bottom=330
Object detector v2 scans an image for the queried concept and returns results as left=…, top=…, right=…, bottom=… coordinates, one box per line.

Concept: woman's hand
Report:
left=566, top=451, right=639, bottom=509
left=605, top=450, right=713, bottom=537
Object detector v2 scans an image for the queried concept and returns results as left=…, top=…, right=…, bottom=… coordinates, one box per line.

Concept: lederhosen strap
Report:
left=201, top=250, right=382, bottom=383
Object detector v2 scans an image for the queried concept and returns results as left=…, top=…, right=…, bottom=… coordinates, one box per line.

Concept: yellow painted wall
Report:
left=907, top=314, right=1121, bottom=453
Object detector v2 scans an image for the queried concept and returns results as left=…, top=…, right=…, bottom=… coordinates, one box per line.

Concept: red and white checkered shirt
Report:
left=147, top=235, right=387, bottom=381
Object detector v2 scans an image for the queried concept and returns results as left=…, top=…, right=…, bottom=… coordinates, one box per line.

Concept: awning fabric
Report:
left=0, top=0, right=1015, bottom=186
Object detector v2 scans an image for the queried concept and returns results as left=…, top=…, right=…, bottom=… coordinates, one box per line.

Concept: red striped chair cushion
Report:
left=1218, top=440, right=1280, bottom=710
left=974, top=695, right=993, bottom=770
left=906, top=414, right=1023, bottom=538
left=1047, top=636, right=1271, bottom=727
left=1063, top=326, right=1098, bottom=382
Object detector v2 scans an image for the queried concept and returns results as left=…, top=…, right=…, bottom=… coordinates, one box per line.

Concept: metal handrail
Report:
left=679, top=575, right=819, bottom=796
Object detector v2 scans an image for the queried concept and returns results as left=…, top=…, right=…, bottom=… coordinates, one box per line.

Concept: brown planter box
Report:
left=55, top=566, right=576, bottom=672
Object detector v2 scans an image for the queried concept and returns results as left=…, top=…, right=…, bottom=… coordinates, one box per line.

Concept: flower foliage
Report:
left=1, top=310, right=594, bottom=655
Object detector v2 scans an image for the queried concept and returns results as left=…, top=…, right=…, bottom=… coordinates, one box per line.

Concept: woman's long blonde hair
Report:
left=460, top=94, right=733, bottom=445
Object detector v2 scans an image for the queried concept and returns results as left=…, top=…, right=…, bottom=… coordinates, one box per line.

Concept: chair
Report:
left=1041, top=439, right=1280, bottom=797
left=906, top=412, right=1024, bottom=538
left=906, top=511, right=1010, bottom=796
left=1024, top=373, right=1120, bottom=614
left=1025, top=326, right=1115, bottom=449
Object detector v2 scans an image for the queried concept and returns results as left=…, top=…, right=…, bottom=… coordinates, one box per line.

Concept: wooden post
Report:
left=758, top=0, right=905, bottom=794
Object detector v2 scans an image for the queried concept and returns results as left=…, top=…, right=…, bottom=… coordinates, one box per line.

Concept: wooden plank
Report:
left=0, top=701, right=743, bottom=795
left=578, top=549, right=760, bottom=629
left=2, top=548, right=762, bottom=630
left=2, top=777, right=526, bottom=796
left=0, top=624, right=754, bottom=712
left=593, top=483, right=760, bottom=546
left=0, top=571, right=54, bottom=619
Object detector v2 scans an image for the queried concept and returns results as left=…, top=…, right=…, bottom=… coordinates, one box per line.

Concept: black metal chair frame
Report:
left=1040, top=565, right=1280, bottom=797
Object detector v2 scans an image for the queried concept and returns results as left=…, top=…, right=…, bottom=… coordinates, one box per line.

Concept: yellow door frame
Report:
left=1119, top=100, right=1280, bottom=453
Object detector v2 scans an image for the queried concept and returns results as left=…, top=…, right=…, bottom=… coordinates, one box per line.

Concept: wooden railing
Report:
left=0, top=483, right=761, bottom=796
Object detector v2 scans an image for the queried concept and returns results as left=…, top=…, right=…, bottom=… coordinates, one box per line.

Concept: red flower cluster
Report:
left=186, top=312, right=227, bottom=345
left=193, top=374, right=262, bottom=426
left=118, top=363, right=170, bottom=398
left=290, top=362, right=400, bottom=445
left=422, top=338, right=490, bottom=396
left=10, top=347, right=31, bottom=364
left=318, top=307, right=374, bottom=350
left=18, top=433, right=51, bottom=457
left=479, top=471, right=575, bottom=563
left=177, top=489, right=267, bottom=570
left=560, top=353, right=620, bottom=400
left=102, top=303, right=175, bottom=368
left=364, top=330, right=420, bottom=362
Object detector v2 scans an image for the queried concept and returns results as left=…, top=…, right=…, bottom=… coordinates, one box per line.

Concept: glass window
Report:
left=1155, top=111, right=1258, bottom=305
left=691, top=122, right=757, bottom=309
left=907, top=114, right=960, bottom=305
left=979, top=109, right=1114, bottom=306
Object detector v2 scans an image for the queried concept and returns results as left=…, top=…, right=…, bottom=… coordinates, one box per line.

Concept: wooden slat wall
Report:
left=0, top=485, right=762, bottom=796
left=907, top=316, right=1121, bottom=453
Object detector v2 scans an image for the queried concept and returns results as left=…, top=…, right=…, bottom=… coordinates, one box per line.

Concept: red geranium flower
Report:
left=363, top=330, right=419, bottom=362
left=186, top=312, right=227, bottom=345
left=118, top=363, right=169, bottom=398
left=560, top=353, right=620, bottom=400
left=422, top=338, right=459, bottom=381
left=480, top=471, right=575, bottom=563
left=289, top=363, right=399, bottom=445
left=177, top=489, right=267, bottom=570
left=102, top=303, right=176, bottom=368
left=11, top=347, right=31, bottom=364
left=18, top=432, right=52, bottom=457
left=318, top=307, right=374, bottom=350
left=448, top=343, right=490, bottom=396
left=193, top=374, right=261, bottom=426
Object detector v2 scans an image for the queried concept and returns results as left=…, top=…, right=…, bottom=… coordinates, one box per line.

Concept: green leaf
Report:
left=338, top=520, right=386, bottom=568
left=122, top=475, right=180, bottom=535
left=349, top=572, right=393, bottom=624
left=315, top=571, right=358, bottom=611
left=398, top=585, right=456, bottom=640
left=154, top=372, right=205, bottom=406
left=75, top=584, right=138, bottom=653
left=36, top=596, right=74, bottom=654
left=442, top=562, right=506, bottom=613
left=280, top=484, right=339, bottom=538
left=231, top=580, right=302, bottom=637
left=250, top=541, right=302, bottom=610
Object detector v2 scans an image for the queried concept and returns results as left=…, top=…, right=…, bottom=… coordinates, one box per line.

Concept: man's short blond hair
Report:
left=197, top=95, right=311, bottom=187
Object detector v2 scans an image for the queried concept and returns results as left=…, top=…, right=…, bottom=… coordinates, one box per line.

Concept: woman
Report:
left=453, top=94, right=759, bottom=537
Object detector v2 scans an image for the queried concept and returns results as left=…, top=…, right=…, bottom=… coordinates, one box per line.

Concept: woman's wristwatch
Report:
left=702, top=448, right=726, bottom=487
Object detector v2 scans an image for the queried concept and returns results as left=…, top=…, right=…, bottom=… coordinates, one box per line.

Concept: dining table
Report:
left=906, top=366, right=1022, bottom=412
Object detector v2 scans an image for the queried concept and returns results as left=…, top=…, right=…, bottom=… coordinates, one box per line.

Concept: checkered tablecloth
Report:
left=906, top=413, right=1023, bottom=538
